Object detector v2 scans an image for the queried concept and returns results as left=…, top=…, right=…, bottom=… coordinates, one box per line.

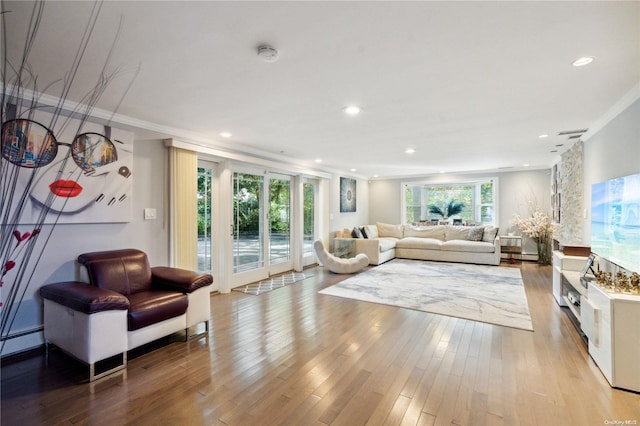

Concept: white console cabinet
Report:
left=586, top=283, right=640, bottom=392
left=552, top=251, right=640, bottom=392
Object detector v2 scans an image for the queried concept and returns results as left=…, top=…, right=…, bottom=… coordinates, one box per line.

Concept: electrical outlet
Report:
left=144, top=208, right=157, bottom=220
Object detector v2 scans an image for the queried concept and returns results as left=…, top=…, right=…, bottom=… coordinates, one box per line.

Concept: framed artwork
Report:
left=2, top=111, right=133, bottom=224
left=340, top=177, right=356, bottom=212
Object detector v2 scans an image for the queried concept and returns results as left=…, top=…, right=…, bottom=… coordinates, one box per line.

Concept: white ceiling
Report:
left=4, top=1, right=640, bottom=179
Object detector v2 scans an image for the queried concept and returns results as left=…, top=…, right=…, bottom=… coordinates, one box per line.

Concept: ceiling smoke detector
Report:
left=257, top=45, right=279, bottom=62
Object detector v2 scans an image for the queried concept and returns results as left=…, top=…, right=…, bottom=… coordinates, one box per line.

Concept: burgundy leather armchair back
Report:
left=78, top=249, right=154, bottom=295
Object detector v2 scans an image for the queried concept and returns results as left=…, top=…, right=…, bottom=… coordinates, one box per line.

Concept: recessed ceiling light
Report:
left=538, top=134, right=549, bottom=139
left=555, top=144, right=564, bottom=147
left=572, top=56, right=594, bottom=67
left=343, top=105, right=361, bottom=116
left=373, top=174, right=379, bottom=178
left=551, top=150, right=558, bottom=153
left=315, top=158, right=322, bottom=163
left=523, top=164, right=530, bottom=167
left=220, top=132, right=232, bottom=138
left=350, top=168, right=357, bottom=172
left=405, top=148, right=416, bottom=154
left=439, top=170, right=445, bottom=174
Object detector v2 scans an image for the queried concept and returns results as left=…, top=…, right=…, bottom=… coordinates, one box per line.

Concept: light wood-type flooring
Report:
left=2, top=262, right=640, bottom=425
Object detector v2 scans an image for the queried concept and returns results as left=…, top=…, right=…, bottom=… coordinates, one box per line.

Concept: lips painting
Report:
left=49, top=180, right=83, bottom=197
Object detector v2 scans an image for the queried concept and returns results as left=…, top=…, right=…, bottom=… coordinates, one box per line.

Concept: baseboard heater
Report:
left=0, top=325, right=44, bottom=341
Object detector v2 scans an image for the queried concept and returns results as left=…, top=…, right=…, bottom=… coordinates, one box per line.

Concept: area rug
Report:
left=319, top=259, right=533, bottom=331
left=233, top=271, right=313, bottom=295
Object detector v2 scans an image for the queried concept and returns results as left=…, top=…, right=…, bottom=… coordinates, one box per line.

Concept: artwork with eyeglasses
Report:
left=1, top=118, right=133, bottom=223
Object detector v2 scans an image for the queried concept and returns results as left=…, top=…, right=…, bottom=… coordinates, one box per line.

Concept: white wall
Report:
left=583, top=98, right=640, bottom=244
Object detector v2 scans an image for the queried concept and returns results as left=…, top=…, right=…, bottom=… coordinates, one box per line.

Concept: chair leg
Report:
left=89, top=352, right=127, bottom=382
left=186, top=321, right=209, bottom=340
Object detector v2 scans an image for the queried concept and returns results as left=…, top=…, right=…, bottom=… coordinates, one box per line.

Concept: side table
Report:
left=501, top=235, right=522, bottom=264
left=332, top=239, right=355, bottom=259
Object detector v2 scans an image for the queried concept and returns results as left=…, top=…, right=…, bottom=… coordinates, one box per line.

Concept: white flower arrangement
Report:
left=512, top=204, right=557, bottom=264
left=512, top=208, right=556, bottom=243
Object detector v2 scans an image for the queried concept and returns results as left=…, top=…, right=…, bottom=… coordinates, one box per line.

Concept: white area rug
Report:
left=319, top=259, right=533, bottom=331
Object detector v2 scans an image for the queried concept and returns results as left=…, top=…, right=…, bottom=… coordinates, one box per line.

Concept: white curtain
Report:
left=168, top=146, right=198, bottom=270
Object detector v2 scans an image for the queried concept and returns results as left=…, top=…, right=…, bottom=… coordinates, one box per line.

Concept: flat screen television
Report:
left=591, top=172, right=640, bottom=272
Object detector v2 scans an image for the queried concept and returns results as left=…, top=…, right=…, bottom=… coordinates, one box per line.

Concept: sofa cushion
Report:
left=396, top=237, right=443, bottom=250
left=126, top=290, right=188, bottom=331
left=445, top=225, right=470, bottom=241
left=441, top=240, right=495, bottom=253
left=403, top=225, right=445, bottom=240
left=364, top=225, right=379, bottom=239
left=377, top=237, right=398, bottom=252
left=482, top=226, right=499, bottom=242
left=467, top=227, right=484, bottom=241
left=377, top=222, right=403, bottom=239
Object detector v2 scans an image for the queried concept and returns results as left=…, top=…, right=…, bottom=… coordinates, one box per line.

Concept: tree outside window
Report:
left=404, top=179, right=496, bottom=225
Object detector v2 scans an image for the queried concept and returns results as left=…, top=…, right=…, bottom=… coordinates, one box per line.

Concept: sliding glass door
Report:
left=302, top=178, right=318, bottom=267
left=268, top=175, right=291, bottom=269
left=232, top=170, right=292, bottom=286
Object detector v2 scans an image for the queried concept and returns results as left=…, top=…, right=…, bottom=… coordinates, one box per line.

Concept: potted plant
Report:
left=428, top=200, right=465, bottom=222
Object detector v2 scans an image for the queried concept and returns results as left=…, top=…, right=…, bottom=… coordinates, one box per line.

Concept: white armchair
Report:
left=314, top=240, right=369, bottom=274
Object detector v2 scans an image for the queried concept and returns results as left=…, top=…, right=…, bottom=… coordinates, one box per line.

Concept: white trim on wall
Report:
left=165, top=138, right=331, bottom=180
left=582, top=82, right=640, bottom=142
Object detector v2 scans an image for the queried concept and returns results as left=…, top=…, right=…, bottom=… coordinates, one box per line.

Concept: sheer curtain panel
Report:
left=168, top=146, right=198, bottom=270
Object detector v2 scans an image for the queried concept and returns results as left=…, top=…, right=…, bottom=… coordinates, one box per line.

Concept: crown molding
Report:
left=4, top=84, right=369, bottom=179
left=581, top=81, right=640, bottom=142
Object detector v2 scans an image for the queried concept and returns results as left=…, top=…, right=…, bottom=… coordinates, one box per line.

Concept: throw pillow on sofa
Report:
left=467, top=226, right=484, bottom=241
left=482, top=226, right=499, bottom=242
left=360, top=226, right=369, bottom=238
left=363, top=225, right=379, bottom=239
left=351, top=227, right=364, bottom=238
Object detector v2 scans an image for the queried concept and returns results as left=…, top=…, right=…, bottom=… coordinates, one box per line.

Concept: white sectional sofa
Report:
left=334, top=222, right=501, bottom=266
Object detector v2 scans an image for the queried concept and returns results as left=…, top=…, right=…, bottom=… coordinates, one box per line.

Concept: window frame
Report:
left=401, top=177, right=498, bottom=226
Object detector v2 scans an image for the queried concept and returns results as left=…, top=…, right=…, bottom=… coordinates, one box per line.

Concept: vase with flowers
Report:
left=512, top=205, right=556, bottom=265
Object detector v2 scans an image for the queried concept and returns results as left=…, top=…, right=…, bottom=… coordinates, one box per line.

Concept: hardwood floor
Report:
left=2, top=262, right=640, bottom=425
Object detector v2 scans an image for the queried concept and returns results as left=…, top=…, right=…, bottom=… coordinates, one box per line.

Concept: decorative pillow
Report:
left=482, top=225, right=499, bottom=242
left=351, top=227, right=364, bottom=238
left=376, top=222, right=403, bottom=239
left=360, top=226, right=369, bottom=239
left=364, top=225, right=379, bottom=239
left=467, top=227, right=484, bottom=241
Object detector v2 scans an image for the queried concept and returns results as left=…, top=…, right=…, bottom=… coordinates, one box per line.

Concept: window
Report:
left=402, top=178, right=497, bottom=225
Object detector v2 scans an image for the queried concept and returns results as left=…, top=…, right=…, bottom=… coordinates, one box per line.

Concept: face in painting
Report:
left=29, top=144, right=110, bottom=213
left=2, top=120, right=119, bottom=215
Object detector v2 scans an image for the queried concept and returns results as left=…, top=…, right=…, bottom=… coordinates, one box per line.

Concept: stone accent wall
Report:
left=560, top=140, right=583, bottom=244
